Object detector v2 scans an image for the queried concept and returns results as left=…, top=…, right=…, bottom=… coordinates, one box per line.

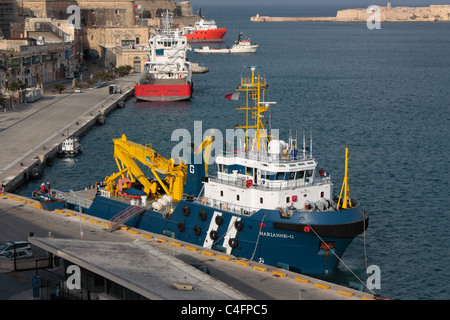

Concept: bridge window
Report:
left=275, top=172, right=285, bottom=180
left=246, top=167, right=253, bottom=176
left=306, top=169, right=314, bottom=178
left=288, top=172, right=296, bottom=180
left=297, top=171, right=305, bottom=179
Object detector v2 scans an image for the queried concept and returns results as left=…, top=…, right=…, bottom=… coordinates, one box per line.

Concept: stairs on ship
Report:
left=107, top=205, right=146, bottom=232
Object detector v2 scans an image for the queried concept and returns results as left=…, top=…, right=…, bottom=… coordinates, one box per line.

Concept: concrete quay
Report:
left=0, top=73, right=139, bottom=193
left=0, top=192, right=376, bottom=300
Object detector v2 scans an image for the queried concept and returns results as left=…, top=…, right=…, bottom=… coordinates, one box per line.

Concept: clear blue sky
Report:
left=189, top=0, right=450, bottom=6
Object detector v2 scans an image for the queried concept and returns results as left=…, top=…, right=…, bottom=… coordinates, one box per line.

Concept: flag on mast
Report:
left=225, top=92, right=240, bottom=100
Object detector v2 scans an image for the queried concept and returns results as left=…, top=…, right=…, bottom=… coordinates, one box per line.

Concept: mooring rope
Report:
left=301, top=217, right=376, bottom=295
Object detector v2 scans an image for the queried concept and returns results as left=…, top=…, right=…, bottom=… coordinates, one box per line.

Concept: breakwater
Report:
left=251, top=4, right=450, bottom=22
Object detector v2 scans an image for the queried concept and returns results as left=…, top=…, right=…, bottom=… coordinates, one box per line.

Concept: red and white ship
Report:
left=135, top=11, right=192, bottom=102
left=183, top=8, right=227, bottom=42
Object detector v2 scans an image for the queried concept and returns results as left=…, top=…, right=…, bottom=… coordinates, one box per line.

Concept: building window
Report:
left=136, top=37, right=140, bottom=44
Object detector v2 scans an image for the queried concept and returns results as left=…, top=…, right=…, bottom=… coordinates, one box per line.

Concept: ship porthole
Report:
left=193, top=225, right=202, bottom=236
left=198, top=210, right=207, bottom=221
left=215, top=215, right=223, bottom=226
left=177, top=222, right=185, bottom=232
left=182, top=206, right=190, bottom=216
left=209, top=230, right=218, bottom=240
left=228, top=238, right=238, bottom=248
left=234, top=220, right=244, bottom=231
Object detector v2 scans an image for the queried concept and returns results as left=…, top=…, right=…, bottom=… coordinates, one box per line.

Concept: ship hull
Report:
left=184, top=28, right=227, bottom=42
left=134, top=83, right=192, bottom=102
left=85, top=195, right=368, bottom=275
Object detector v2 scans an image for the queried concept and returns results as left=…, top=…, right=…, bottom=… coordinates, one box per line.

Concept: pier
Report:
left=0, top=74, right=139, bottom=193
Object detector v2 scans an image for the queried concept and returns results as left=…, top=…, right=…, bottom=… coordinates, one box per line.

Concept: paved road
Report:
left=0, top=73, right=139, bottom=190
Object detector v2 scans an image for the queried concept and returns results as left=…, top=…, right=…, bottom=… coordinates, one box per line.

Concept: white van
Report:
left=0, top=241, right=33, bottom=259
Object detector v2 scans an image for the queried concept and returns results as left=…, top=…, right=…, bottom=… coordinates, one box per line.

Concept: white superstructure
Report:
left=201, top=67, right=334, bottom=216
left=144, top=11, right=192, bottom=82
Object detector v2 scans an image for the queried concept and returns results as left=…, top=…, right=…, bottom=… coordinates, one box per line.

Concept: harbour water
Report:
left=16, top=4, right=450, bottom=299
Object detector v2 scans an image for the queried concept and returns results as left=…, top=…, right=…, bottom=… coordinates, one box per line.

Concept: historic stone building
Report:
left=1, top=0, right=195, bottom=87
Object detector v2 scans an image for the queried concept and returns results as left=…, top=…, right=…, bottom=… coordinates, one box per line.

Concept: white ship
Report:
left=135, top=11, right=193, bottom=101
left=194, top=32, right=258, bottom=54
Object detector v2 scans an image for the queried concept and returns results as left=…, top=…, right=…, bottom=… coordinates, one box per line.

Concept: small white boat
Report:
left=58, top=136, right=82, bottom=157
left=194, top=32, right=258, bottom=54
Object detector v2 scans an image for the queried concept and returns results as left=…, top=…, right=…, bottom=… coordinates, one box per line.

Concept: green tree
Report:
left=53, top=83, right=66, bottom=94
left=87, top=78, right=97, bottom=88
left=95, top=70, right=108, bottom=81
left=8, top=80, right=27, bottom=92
left=0, top=94, right=6, bottom=108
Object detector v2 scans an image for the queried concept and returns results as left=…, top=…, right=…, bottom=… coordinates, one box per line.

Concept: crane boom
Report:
left=105, top=134, right=187, bottom=202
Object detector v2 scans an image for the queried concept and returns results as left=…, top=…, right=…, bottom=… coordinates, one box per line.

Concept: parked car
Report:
left=0, top=241, right=33, bottom=259
left=0, top=250, right=33, bottom=260
left=74, top=87, right=81, bottom=93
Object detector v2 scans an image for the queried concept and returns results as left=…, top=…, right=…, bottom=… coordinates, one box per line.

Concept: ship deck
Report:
left=139, top=78, right=188, bottom=86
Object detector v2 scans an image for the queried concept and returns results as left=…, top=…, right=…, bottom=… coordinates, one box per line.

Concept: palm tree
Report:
left=0, top=94, right=6, bottom=108
left=8, top=80, right=27, bottom=92
left=87, top=78, right=97, bottom=88
left=95, top=70, right=108, bottom=81
left=53, top=83, right=66, bottom=94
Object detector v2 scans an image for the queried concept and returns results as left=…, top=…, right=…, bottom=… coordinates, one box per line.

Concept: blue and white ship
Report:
left=42, top=67, right=369, bottom=275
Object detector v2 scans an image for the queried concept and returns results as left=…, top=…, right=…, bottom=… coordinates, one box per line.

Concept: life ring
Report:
left=201, top=197, right=207, bottom=204
left=182, top=206, right=190, bottom=216
left=177, top=222, right=185, bottom=232
left=228, top=238, right=238, bottom=248
left=222, top=202, right=227, bottom=210
left=193, top=225, right=202, bottom=236
left=235, top=220, right=244, bottom=231
left=215, top=215, right=223, bottom=226
left=209, top=230, right=218, bottom=240
left=198, top=210, right=207, bottom=221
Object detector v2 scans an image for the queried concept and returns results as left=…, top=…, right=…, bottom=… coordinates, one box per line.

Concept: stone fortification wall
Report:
left=336, top=4, right=450, bottom=22
left=252, top=4, right=450, bottom=23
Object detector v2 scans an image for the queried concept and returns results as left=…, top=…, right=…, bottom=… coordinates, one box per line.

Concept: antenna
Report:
left=310, top=126, right=313, bottom=158
left=302, top=129, right=306, bottom=159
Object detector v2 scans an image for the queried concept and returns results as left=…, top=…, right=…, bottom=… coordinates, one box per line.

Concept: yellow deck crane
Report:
left=104, top=134, right=214, bottom=202
left=104, top=134, right=187, bottom=202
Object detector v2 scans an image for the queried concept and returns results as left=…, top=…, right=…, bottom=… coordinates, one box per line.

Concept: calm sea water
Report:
left=16, top=4, right=450, bottom=299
